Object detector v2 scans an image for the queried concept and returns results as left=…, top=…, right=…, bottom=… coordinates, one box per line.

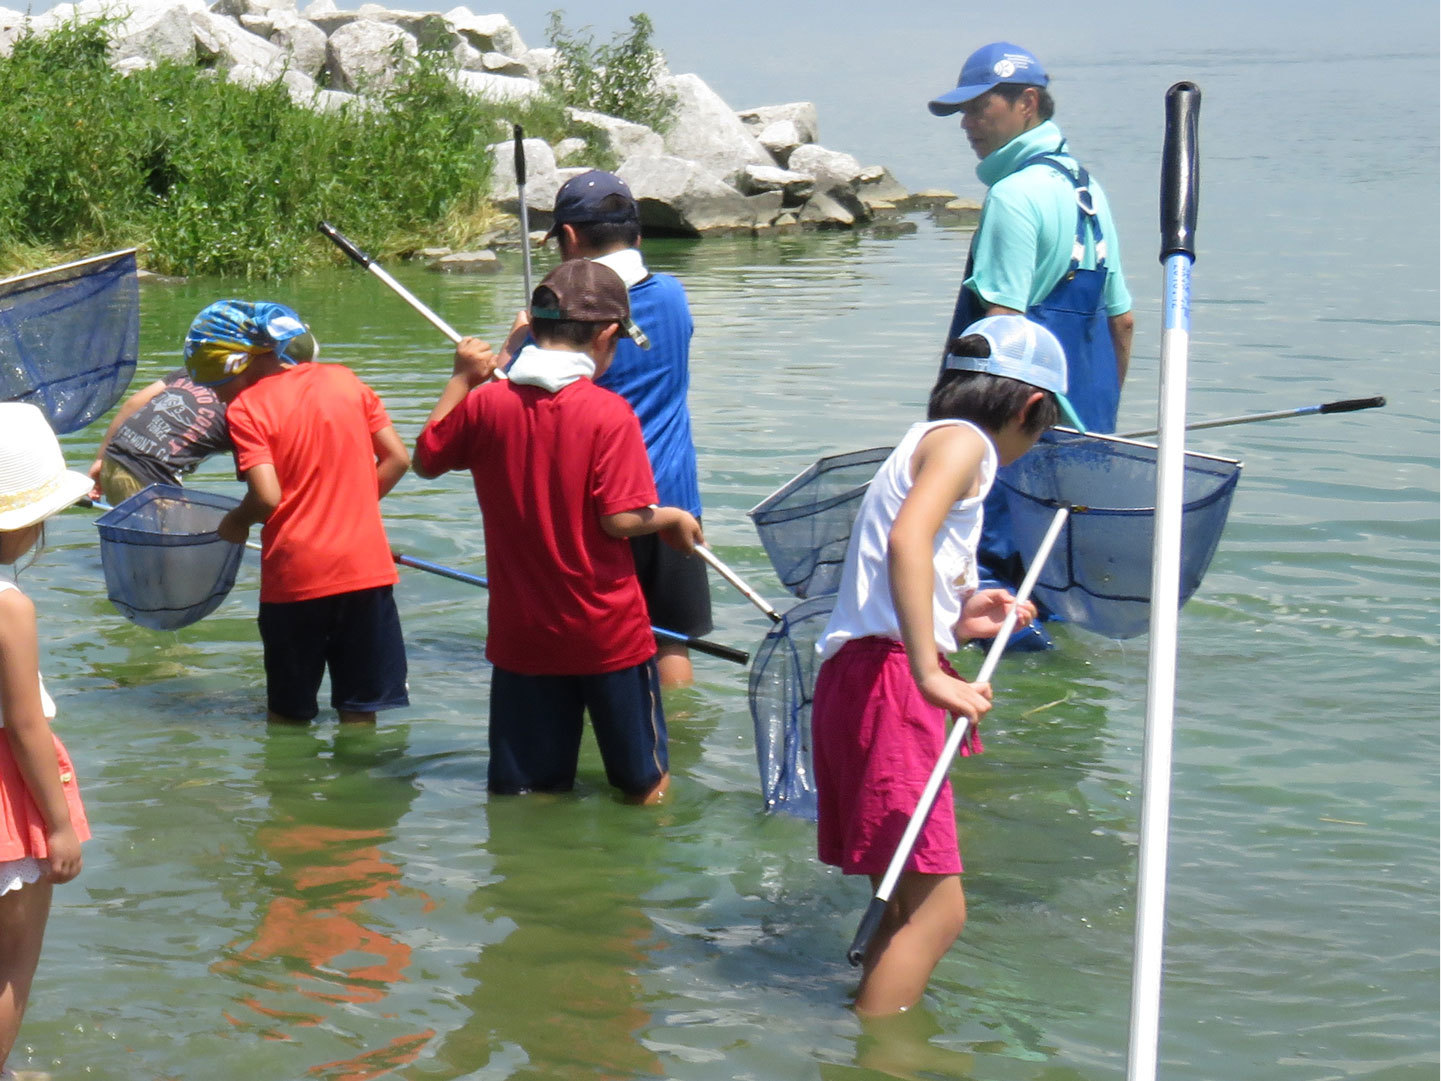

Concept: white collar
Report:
left=505, top=344, right=595, bottom=393
left=591, top=247, right=648, bottom=288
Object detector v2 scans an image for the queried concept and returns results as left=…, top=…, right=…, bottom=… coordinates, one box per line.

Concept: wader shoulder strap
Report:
left=1020, top=153, right=1108, bottom=270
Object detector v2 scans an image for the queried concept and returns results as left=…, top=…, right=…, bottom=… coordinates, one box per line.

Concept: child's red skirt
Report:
left=812, top=637, right=981, bottom=876
left=0, top=731, right=91, bottom=862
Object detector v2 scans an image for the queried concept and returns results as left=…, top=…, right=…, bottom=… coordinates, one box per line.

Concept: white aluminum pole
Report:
left=1127, top=81, right=1201, bottom=1081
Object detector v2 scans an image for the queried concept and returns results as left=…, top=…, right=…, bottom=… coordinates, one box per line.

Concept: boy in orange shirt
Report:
left=187, top=300, right=411, bottom=725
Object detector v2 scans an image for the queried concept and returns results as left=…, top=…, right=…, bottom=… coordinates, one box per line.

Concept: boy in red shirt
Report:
left=414, top=260, right=702, bottom=804
left=188, top=300, right=411, bottom=725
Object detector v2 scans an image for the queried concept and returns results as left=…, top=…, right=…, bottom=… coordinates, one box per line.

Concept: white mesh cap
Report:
left=944, top=314, right=1069, bottom=395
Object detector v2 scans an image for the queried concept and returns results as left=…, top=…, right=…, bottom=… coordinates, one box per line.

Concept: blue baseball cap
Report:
left=928, top=42, right=1049, bottom=116
left=943, top=314, right=1085, bottom=429
left=546, top=170, right=640, bottom=239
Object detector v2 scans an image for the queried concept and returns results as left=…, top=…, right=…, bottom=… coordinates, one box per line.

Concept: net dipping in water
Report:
left=999, top=429, right=1242, bottom=639
left=96, top=485, right=245, bottom=631
left=0, top=250, right=139, bottom=433
left=748, top=446, right=892, bottom=599
left=747, top=593, right=836, bottom=818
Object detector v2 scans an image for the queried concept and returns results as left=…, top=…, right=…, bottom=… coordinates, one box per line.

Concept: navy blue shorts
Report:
left=630, top=532, right=713, bottom=638
left=257, top=585, right=409, bottom=721
left=488, top=660, right=668, bottom=796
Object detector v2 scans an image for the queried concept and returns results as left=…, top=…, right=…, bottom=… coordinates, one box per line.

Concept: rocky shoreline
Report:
left=3, top=0, right=979, bottom=268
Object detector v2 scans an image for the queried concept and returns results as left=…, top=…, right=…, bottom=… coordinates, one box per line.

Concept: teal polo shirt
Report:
left=964, top=120, right=1132, bottom=318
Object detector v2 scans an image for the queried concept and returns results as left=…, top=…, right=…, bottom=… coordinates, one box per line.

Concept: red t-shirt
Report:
left=228, top=363, right=399, bottom=603
left=416, top=377, right=658, bottom=675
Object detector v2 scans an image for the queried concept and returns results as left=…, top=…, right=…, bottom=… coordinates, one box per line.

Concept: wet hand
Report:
left=917, top=670, right=992, bottom=724
left=216, top=511, right=249, bottom=546
left=45, top=824, right=82, bottom=884
left=453, top=337, right=498, bottom=385
left=958, top=588, right=1035, bottom=640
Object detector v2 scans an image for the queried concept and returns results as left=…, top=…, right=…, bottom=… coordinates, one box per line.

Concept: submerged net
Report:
left=96, top=485, right=246, bottom=631
left=999, top=430, right=1242, bottom=639
left=747, top=593, right=837, bottom=818
left=0, top=250, right=139, bottom=434
left=749, top=446, right=892, bottom=599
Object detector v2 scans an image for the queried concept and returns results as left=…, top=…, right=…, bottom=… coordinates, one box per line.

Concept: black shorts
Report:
left=257, top=585, right=409, bottom=721
left=629, top=532, right=713, bottom=639
left=487, top=660, right=667, bottom=797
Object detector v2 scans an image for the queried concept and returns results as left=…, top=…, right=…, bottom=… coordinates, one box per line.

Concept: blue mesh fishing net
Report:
left=96, top=485, right=245, bottom=631
left=747, top=593, right=837, bottom=818
left=999, top=430, right=1242, bottom=639
left=748, top=446, right=892, bottom=599
left=0, top=250, right=139, bottom=433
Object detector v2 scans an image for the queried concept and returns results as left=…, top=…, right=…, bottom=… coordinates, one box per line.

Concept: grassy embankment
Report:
left=0, top=14, right=672, bottom=279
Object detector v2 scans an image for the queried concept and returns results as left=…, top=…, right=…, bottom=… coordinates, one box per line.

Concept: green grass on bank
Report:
left=0, top=14, right=666, bottom=279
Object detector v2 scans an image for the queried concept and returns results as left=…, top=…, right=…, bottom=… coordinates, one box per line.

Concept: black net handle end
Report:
left=1160, top=81, right=1201, bottom=261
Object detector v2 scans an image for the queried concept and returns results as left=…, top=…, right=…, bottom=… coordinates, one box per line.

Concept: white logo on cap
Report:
left=994, top=59, right=1016, bottom=78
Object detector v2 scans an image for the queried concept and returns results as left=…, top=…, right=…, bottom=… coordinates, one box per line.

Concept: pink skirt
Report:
left=813, top=637, right=981, bottom=876
left=0, top=730, right=91, bottom=862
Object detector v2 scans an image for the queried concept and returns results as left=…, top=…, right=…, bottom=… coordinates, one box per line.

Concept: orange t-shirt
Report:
left=228, top=363, right=398, bottom=603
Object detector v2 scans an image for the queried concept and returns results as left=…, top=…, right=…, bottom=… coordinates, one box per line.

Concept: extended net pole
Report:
left=1127, top=81, right=1201, bottom=1081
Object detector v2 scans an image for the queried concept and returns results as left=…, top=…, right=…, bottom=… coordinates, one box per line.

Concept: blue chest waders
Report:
left=948, top=152, right=1122, bottom=601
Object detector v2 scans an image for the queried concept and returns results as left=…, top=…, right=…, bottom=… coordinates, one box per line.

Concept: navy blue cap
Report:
left=546, top=170, right=640, bottom=238
left=928, top=42, right=1049, bottom=116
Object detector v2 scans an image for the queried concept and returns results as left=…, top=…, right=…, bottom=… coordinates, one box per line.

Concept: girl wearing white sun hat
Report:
left=0, top=402, right=94, bottom=1079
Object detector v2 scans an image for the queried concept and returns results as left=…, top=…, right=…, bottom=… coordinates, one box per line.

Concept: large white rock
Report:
left=737, top=164, right=814, bottom=204
left=112, top=0, right=204, bottom=66
left=756, top=119, right=803, bottom=166
left=566, top=108, right=664, bottom=162
left=479, top=49, right=527, bottom=76
left=442, top=8, right=524, bottom=57
left=856, top=165, right=911, bottom=210
left=787, top=144, right=864, bottom=191
left=267, top=9, right=326, bottom=79
left=487, top=137, right=560, bottom=210
left=324, top=17, right=415, bottom=93
left=518, top=45, right=556, bottom=78
left=659, top=73, right=772, bottom=185
left=192, top=7, right=286, bottom=76
left=453, top=68, right=542, bottom=104
left=618, top=153, right=771, bottom=235
left=736, top=102, right=819, bottom=145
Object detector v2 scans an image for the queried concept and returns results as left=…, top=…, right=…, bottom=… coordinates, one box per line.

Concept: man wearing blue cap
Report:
left=929, top=42, right=1133, bottom=432
left=930, top=43, right=1134, bottom=632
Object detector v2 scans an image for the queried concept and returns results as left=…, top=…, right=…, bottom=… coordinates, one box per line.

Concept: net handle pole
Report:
left=1117, top=395, right=1385, bottom=440
left=318, top=222, right=464, bottom=345
left=514, top=125, right=534, bottom=305
left=389, top=551, right=749, bottom=665
left=695, top=546, right=782, bottom=623
left=1127, top=80, right=1200, bottom=1081
left=847, top=504, right=1070, bottom=967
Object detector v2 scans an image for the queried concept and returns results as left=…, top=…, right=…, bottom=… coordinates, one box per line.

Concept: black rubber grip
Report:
left=1318, top=396, right=1385, bottom=414
left=513, top=125, right=526, bottom=187
left=1160, top=82, right=1202, bottom=260
left=317, top=221, right=373, bottom=268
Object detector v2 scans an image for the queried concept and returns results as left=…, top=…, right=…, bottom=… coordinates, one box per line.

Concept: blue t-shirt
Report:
left=595, top=272, right=702, bottom=517
left=965, top=120, right=1132, bottom=318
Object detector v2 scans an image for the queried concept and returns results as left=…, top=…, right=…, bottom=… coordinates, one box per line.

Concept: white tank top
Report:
left=818, top=419, right=996, bottom=660
left=0, top=580, right=55, bottom=727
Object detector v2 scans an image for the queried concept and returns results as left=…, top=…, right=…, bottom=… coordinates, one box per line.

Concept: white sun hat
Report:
left=0, top=402, right=95, bottom=531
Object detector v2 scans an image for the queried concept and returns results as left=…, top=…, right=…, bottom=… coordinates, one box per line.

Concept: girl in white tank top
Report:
left=809, top=315, right=1070, bottom=1016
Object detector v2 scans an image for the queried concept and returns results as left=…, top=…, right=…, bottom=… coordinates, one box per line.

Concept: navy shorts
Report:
left=257, top=585, right=409, bottom=721
left=488, top=660, right=668, bottom=796
left=630, top=532, right=713, bottom=639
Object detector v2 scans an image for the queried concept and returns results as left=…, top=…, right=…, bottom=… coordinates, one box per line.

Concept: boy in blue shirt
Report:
left=544, top=170, right=712, bottom=687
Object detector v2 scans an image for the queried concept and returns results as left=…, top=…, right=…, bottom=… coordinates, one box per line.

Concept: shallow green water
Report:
left=12, top=41, right=1441, bottom=1081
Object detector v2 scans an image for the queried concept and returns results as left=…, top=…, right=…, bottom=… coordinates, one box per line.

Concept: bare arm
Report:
left=217, top=463, right=281, bottom=544
left=0, top=589, right=81, bottom=883
left=414, top=337, right=497, bottom=479
left=1109, top=310, right=1135, bottom=385
left=88, top=379, right=167, bottom=494
left=372, top=424, right=409, bottom=498
left=887, top=426, right=993, bottom=722
left=601, top=506, right=704, bottom=554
